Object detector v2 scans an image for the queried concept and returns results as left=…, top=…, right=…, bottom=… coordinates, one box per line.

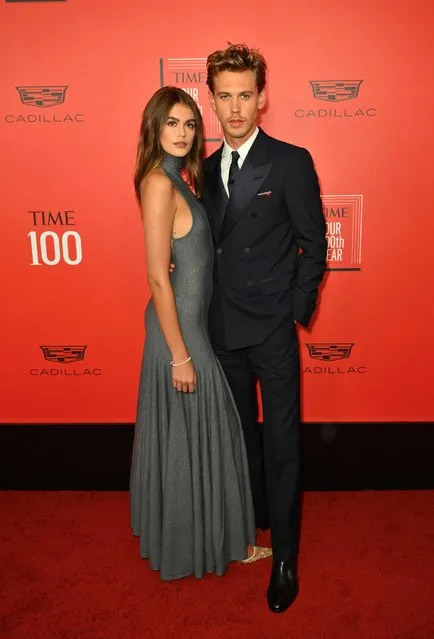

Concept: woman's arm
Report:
left=141, top=172, right=195, bottom=392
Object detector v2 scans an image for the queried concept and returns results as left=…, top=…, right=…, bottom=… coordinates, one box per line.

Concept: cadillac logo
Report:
left=16, top=86, right=68, bottom=108
left=309, top=80, right=363, bottom=102
left=305, top=343, right=355, bottom=361
left=40, top=345, right=87, bottom=364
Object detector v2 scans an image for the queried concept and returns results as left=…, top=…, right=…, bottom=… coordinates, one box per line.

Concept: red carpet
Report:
left=1, top=491, right=434, bottom=639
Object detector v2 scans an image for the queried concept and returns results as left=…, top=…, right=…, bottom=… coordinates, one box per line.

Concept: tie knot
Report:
left=231, top=150, right=240, bottom=164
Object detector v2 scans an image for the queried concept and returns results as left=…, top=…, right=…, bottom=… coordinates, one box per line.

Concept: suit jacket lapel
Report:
left=213, top=165, right=229, bottom=243
left=204, top=145, right=228, bottom=244
left=221, top=130, right=272, bottom=241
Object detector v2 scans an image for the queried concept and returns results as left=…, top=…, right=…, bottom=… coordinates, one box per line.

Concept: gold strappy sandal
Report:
left=239, top=546, right=273, bottom=564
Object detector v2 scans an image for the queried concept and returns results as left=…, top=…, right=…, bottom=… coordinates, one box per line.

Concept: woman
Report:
left=130, top=86, right=271, bottom=580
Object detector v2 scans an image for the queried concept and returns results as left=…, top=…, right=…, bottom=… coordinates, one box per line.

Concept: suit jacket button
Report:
left=244, top=247, right=250, bottom=253
left=247, top=281, right=253, bottom=286
left=216, top=248, right=222, bottom=254
left=250, top=212, right=258, bottom=218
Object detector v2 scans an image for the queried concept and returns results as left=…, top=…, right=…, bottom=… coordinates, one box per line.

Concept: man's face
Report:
left=209, top=69, right=265, bottom=147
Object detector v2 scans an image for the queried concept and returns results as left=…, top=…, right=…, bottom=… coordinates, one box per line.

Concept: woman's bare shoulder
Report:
left=139, top=169, right=176, bottom=219
left=141, top=168, right=174, bottom=195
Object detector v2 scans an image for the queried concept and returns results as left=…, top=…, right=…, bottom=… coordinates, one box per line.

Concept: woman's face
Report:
left=160, top=103, right=196, bottom=157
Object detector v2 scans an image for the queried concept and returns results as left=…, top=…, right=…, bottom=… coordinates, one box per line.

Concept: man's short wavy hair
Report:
left=206, top=43, right=267, bottom=94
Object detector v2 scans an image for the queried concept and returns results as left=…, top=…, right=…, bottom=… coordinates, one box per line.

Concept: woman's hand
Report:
left=172, top=360, right=197, bottom=393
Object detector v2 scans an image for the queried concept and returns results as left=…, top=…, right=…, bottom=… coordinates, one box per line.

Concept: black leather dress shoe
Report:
left=267, top=559, right=299, bottom=613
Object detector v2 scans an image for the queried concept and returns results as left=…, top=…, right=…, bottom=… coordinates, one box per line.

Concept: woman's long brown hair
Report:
left=134, top=86, right=204, bottom=206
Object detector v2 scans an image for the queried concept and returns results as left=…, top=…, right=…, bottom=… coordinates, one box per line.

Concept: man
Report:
left=202, top=43, right=327, bottom=613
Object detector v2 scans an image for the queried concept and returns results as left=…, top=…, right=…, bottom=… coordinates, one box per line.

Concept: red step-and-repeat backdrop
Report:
left=1, top=0, right=433, bottom=423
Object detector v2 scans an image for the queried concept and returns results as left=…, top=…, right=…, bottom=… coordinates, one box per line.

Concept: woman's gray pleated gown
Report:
left=130, top=154, right=255, bottom=581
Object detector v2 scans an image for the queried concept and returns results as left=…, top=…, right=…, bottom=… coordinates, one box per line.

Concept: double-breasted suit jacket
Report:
left=202, top=128, right=327, bottom=351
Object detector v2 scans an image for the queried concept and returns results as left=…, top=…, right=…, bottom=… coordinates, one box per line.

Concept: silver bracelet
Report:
left=170, top=356, right=192, bottom=367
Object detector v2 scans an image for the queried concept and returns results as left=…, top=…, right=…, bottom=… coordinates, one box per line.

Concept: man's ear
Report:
left=258, top=89, right=266, bottom=111
left=209, top=91, right=217, bottom=113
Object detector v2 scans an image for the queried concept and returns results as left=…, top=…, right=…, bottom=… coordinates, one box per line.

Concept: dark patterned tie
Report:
left=227, top=150, right=240, bottom=197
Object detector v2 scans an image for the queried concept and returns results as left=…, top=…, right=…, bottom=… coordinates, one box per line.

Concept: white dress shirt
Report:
left=220, top=127, right=259, bottom=196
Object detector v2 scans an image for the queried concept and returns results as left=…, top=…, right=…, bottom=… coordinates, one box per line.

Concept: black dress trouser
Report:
left=213, top=319, right=301, bottom=565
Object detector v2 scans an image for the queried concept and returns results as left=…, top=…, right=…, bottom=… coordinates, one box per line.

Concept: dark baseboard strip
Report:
left=0, top=422, right=433, bottom=491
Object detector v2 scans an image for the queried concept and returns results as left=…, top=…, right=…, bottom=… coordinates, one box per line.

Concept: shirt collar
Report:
left=222, top=126, right=259, bottom=163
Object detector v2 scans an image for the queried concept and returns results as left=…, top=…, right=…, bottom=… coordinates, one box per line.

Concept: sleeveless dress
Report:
left=130, top=153, right=255, bottom=581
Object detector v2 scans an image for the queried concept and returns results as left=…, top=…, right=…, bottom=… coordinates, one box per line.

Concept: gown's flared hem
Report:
left=130, top=353, right=256, bottom=581
left=139, top=548, right=250, bottom=581
left=132, top=529, right=254, bottom=581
